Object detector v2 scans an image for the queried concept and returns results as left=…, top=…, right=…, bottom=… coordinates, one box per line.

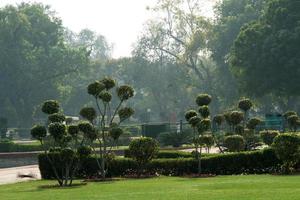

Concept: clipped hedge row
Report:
left=39, top=148, right=280, bottom=179
left=124, top=149, right=214, bottom=159
left=0, top=141, right=43, bottom=152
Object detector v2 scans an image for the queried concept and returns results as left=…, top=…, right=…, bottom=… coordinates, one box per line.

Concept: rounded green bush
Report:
left=199, top=134, right=214, bottom=147
left=196, top=94, right=212, bottom=106
left=247, top=117, right=262, bottom=130
left=100, top=77, right=116, bottom=90
left=30, top=125, right=47, bottom=141
left=117, top=85, right=134, bottom=100
left=213, top=114, right=224, bottom=126
left=80, top=107, right=97, bottom=122
left=230, top=111, right=244, bottom=125
left=129, top=137, right=159, bottom=166
left=260, top=130, right=279, bottom=145
left=197, top=119, right=211, bottom=133
left=68, top=125, right=79, bottom=137
left=185, top=110, right=198, bottom=122
left=109, top=127, right=123, bottom=141
left=42, top=100, right=60, bottom=114
left=99, top=91, right=112, bottom=102
left=87, top=81, right=105, bottom=97
left=283, top=111, right=297, bottom=120
left=118, top=107, right=134, bottom=121
left=188, top=116, right=201, bottom=127
left=198, top=106, right=210, bottom=118
left=78, top=122, right=97, bottom=141
left=224, top=135, right=245, bottom=152
left=273, top=133, right=300, bottom=173
left=61, top=148, right=76, bottom=162
left=48, top=113, right=66, bottom=123
left=238, top=98, right=252, bottom=112
left=48, top=123, right=66, bottom=141
left=77, top=146, right=92, bottom=158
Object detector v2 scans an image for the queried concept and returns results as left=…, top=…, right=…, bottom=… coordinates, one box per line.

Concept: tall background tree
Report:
left=230, top=0, right=300, bottom=112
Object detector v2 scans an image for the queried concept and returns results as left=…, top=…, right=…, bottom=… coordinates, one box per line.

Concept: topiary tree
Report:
left=85, top=77, right=135, bottom=179
left=31, top=100, right=91, bottom=187
left=273, top=133, right=300, bottom=174
left=246, top=117, right=262, bottom=131
left=224, top=135, right=245, bottom=152
left=213, top=114, right=224, bottom=131
left=0, top=117, right=8, bottom=139
left=185, top=93, right=213, bottom=174
left=260, top=130, right=279, bottom=145
left=230, top=111, right=244, bottom=133
left=128, top=137, right=159, bottom=176
left=199, top=134, right=214, bottom=153
left=287, top=115, right=300, bottom=132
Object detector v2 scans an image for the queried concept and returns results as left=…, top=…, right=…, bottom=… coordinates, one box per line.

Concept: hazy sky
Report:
left=0, top=0, right=216, bottom=58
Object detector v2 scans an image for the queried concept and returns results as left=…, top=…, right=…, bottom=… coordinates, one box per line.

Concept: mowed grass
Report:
left=1, top=175, right=300, bottom=200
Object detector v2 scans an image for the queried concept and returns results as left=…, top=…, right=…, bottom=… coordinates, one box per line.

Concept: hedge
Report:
left=0, top=141, right=43, bottom=152
left=39, top=148, right=281, bottom=179
left=124, top=149, right=214, bottom=159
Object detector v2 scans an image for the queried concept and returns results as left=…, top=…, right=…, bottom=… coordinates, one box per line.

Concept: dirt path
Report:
left=0, top=165, right=40, bottom=185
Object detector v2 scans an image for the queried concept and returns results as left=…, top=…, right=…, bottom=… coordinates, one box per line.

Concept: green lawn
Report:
left=1, top=175, right=300, bottom=200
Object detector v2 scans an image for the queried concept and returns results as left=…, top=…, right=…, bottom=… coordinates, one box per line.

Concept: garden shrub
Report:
left=128, top=137, right=159, bottom=170
left=39, top=148, right=281, bottom=178
left=273, top=133, right=300, bottom=173
left=157, top=131, right=192, bottom=147
left=260, top=130, right=279, bottom=145
left=0, top=140, right=43, bottom=152
left=224, top=135, right=245, bottom=152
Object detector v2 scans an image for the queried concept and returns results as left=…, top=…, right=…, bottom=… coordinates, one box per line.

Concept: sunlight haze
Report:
left=0, top=0, right=217, bottom=58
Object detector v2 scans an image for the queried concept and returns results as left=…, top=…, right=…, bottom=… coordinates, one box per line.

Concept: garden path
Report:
left=0, top=165, right=40, bottom=185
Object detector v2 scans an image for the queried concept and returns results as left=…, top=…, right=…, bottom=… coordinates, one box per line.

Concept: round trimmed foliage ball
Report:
left=213, top=114, right=224, bottom=126
left=246, top=117, right=262, bottom=129
left=188, top=116, right=201, bottom=127
left=238, top=98, right=253, bottom=112
left=224, top=112, right=233, bottom=126
left=109, top=127, right=123, bottom=141
left=260, top=130, right=279, bottom=145
left=287, top=115, right=299, bottom=129
left=235, top=124, right=244, bottom=135
left=128, top=137, right=159, bottom=165
left=68, top=125, right=79, bottom=137
left=99, top=91, right=112, bottom=102
left=283, top=111, right=297, bottom=120
left=117, top=85, right=134, bottom=100
left=196, top=94, right=212, bottom=106
left=80, top=107, right=97, bottom=122
left=185, top=110, right=198, bottom=122
left=230, top=111, right=244, bottom=125
left=118, top=107, right=134, bottom=121
left=48, top=113, right=65, bottom=123
left=273, top=133, right=300, bottom=172
left=100, top=77, right=116, bottom=90
left=30, top=125, right=47, bottom=141
left=42, top=100, right=60, bottom=114
left=77, top=146, right=92, bottom=158
left=197, top=119, right=211, bottom=133
left=87, top=81, right=105, bottom=97
left=61, top=148, right=75, bottom=162
left=78, top=122, right=97, bottom=141
left=198, top=106, right=210, bottom=118
left=48, top=122, right=66, bottom=141
left=199, top=134, right=214, bottom=147
left=224, top=135, right=245, bottom=152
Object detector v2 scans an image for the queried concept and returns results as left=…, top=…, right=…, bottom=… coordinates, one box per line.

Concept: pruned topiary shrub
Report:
left=260, top=130, right=280, bottom=145
left=224, top=135, right=245, bottom=152
left=273, top=133, right=300, bottom=174
left=128, top=137, right=159, bottom=175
